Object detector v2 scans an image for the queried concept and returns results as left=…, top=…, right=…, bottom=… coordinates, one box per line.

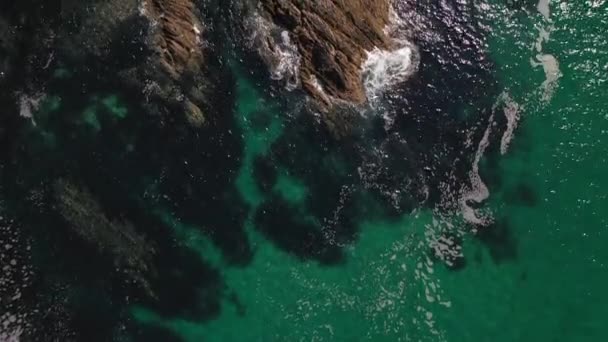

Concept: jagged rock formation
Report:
left=144, top=0, right=204, bottom=79
left=259, top=0, right=391, bottom=109
left=129, top=0, right=208, bottom=127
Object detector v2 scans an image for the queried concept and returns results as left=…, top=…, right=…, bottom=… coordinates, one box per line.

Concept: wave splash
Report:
left=247, top=13, right=301, bottom=91
left=361, top=7, right=418, bottom=103
left=361, top=46, right=416, bottom=102
left=269, top=31, right=301, bottom=91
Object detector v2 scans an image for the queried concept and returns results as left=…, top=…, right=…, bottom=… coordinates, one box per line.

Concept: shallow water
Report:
left=1, top=0, right=607, bottom=341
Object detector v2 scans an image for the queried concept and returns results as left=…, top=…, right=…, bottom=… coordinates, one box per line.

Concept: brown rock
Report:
left=184, top=99, right=206, bottom=127
left=143, top=0, right=204, bottom=79
left=137, top=0, right=209, bottom=126
left=260, top=0, right=391, bottom=106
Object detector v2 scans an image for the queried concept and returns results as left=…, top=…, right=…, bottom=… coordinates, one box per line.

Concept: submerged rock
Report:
left=53, top=179, right=156, bottom=296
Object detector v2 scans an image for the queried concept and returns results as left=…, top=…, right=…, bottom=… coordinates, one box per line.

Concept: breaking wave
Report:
left=362, top=7, right=418, bottom=103
left=269, top=30, right=301, bottom=91
left=362, top=46, right=417, bottom=102
left=247, top=12, right=301, bottom=91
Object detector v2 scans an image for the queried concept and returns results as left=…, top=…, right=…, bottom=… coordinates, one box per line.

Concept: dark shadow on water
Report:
left=130, top=324, right=185, bottom=342
left=249, top=109, right=277, bottom=133
left=475, top=217, right=518, bottom=263
left=252, top=112, right=363, bottom=263
left=152, top=70, right=252, bottom=265
left=255, top=193, right=344, bottom=264
left=0, top=1, right=245, bottom=340
left=254, top=154, right=279, bottom=193
left=503, top=182, right=539, bottom=207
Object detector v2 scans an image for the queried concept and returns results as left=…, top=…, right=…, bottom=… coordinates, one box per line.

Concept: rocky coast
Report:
left=258, top=0, right=394, bottom=135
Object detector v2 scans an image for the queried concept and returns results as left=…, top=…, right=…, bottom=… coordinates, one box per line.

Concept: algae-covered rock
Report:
left=184, top=99, right=206, bottom=128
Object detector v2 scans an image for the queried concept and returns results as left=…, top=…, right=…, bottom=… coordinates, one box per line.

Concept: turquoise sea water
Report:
left=1, top=0, right=607, bottom=341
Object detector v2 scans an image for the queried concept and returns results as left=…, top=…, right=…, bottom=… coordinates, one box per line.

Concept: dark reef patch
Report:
left=503, top=182, right=539, bottom=207
left=262, top=111, right=364, bottom=256
left=130, top=323, right=185, bottom=342
left=475, top=217, right=518, bottom=263
left=255, top=194, right=344, bottom=264
left=253, top=155, right=279, bottom=193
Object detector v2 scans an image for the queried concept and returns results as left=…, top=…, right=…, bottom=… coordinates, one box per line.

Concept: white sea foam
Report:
left=17, top=92, right=45, bottom=124
left=537, top=0, right=551, bottom=20
left=269, top=30, right=301, bottom=91
left=362, top=5, right=418, bottom=102
left=531, top=0, right=561, bottom=102
left=460, top=116, right=493, bottom=225
left=362, top=46, right=416, bottom=102
left=248, top=13, right=301, bottom=91
left=248, top=5, right=418, bottom=105
left=532, top=53, right=561, bottom=102
left=193, top=24, right=203, bottom=46
left=0, top=325, right=22, bottom=342
left=308, top=75, right=324, bottom=94
left=451, top=91, right=522, bottom=224
left=138, top=1, right=147, bottom=16
left=494, top=92, right=522, bottom=155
